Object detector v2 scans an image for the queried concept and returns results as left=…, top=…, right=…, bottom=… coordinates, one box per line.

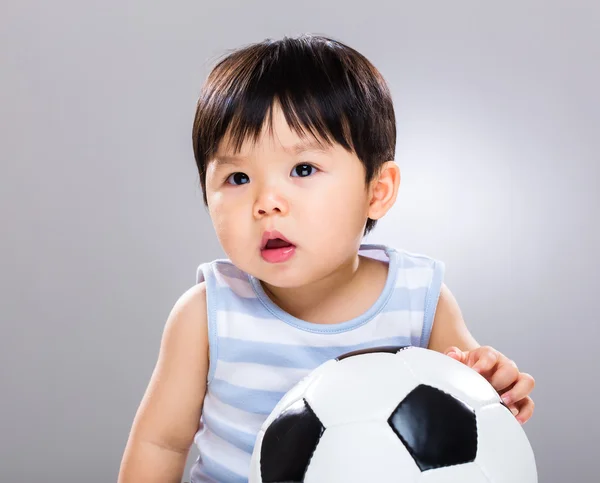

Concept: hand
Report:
left=444, top=345, right=535, bottom=424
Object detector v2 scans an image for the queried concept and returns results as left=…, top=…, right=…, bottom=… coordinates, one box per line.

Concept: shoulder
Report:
left=164, top=282, right=208, bottom=338
left=161, top=282, right=208, bottom=353
left=173, top=281, right=207, bottom=313
left=427, top=283, right=479, bottom=352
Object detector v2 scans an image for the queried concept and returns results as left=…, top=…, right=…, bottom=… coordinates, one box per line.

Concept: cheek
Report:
left=300, top=180, right=369, bottom=243
left=318, top=179, right=369, bottom=219
left=208, top=200, right=235, bottom=241
left=209, top=199, right=252, bottom=248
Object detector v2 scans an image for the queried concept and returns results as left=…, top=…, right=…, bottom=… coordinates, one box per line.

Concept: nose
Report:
left=253, top=187, right=289, bottom=219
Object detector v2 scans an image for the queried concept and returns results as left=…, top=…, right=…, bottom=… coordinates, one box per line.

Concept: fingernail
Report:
left=510, top=407, right=519, bottom=416
left=502, top=395, right=511, bottom=405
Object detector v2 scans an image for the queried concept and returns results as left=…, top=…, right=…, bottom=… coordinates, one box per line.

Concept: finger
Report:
left=469, top=347, right=499, bottom=374
left=498, top=381, right=516, bottom=399
left=501, top=372, right=535, bottom=407
left=487, top=358, right=519, bottom=392
left=444, top=346, right=465, bottom=363
left=515, top=397, right=535, bottom=424
left=508, top=404, right=520, bottom=417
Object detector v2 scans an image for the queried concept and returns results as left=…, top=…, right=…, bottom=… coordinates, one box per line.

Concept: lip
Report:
left=260, top=230, right=296, bottom=250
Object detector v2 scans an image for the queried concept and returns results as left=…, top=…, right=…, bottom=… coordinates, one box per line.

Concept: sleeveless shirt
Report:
left=189, top=244, right=445, bottom=482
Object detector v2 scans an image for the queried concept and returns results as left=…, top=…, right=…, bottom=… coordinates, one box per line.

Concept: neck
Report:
left=260, top=253, right=370, bottom=324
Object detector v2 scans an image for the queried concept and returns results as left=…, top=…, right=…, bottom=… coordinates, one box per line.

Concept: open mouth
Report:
left=261, top=230, right=295, bottom=250
left=264, top=238, right=294, bottom=250
left=260, top=232, right=297, bottom=263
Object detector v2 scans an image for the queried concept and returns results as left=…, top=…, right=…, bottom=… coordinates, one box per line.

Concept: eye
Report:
left=291, top=164, right=317, bottom=178
left=225, top=172, right=250, bottom=185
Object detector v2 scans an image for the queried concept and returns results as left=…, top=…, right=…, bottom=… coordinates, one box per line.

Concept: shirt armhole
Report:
left=197, top=263, right=219, bottom=385
left=419, top=259, right=445, bottom=348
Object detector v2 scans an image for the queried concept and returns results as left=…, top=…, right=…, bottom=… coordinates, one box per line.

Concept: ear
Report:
left=367, top=161, right=400, bottom=220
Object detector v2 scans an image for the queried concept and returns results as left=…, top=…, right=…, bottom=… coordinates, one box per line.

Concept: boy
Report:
left=118, top=34, right=535, bottom=483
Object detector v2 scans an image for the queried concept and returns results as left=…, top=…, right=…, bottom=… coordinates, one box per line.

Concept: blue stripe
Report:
left=410, top=333, right=422, bottom=347
left=202, top=410, right=257, bottom=454
left=218, top=335, right=413, bottom=369
left=210, top=379, right=286, bottom=415
left=190, top=452, right=247, bottom=483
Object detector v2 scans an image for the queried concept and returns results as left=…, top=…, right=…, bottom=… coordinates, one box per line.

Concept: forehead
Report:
left=213, top=106, right=333, bottom=165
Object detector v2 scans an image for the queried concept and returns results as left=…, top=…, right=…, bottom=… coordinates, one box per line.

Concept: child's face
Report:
left=204, top=104, right=374, bottom=288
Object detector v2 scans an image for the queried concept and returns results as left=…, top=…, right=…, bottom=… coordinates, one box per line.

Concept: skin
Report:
left=118, top=102, right=534, bottom=483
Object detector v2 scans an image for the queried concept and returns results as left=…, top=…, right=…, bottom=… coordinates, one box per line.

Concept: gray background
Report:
left=1, top=1, right=598, bottom=482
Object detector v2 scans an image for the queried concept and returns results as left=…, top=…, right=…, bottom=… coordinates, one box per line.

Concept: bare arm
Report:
left=118, top=282, right=209, bottom=483
left=427, top=283, right=479, bottom=353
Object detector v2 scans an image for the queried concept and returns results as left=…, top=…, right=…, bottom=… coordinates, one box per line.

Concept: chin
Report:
left=254, top=265, right=312, bottom=289
left=231, top=250, right=316, bottom=288
left=261, top=276, right=305, bottom=290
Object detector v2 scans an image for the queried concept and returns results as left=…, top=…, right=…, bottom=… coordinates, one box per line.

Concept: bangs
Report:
left=193, top=35, right=394, bottom=169
left=214, top=93, right=352, bottom=157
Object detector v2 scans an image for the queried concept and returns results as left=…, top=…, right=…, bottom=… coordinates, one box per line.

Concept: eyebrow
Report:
left=213, top=139, right=329, bottom=167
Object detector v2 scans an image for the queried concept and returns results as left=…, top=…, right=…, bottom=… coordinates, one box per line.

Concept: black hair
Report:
left=192, top=34, right=396, bottom=235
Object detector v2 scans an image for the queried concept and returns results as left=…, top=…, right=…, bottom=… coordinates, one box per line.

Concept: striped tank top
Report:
left=189, top=244, right=445, bottom=483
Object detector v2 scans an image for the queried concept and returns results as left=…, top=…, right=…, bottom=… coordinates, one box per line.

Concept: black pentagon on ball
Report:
left=260, top=398, right=325, bottom=482
left=388, top=384, right=477, bottom=471
left=336, top=345, right=411, bottom=360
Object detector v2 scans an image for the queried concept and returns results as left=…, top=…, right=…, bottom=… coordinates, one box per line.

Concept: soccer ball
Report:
left=249, top=346, right=537, bottom=483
